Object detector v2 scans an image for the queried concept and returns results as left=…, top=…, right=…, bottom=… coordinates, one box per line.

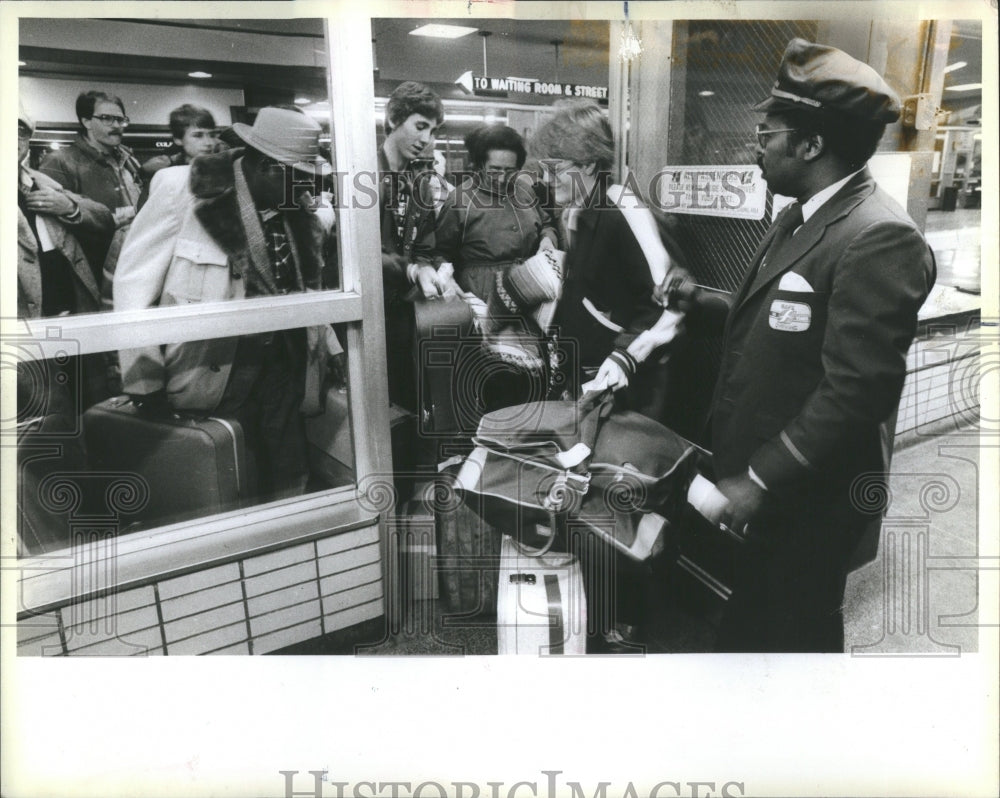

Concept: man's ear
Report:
left=801, top=131, right=826, bottom=163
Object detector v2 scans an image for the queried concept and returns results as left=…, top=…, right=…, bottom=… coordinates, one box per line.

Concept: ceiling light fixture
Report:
left=410, top=23, right=478, bottom=39
left=945, top=83, right=982, bottom=92
left=943, top=61, right=967, bottom=73
left=18, top=60, right=26, bottom=66
left=188, top=71, right=212, bottom=79
left=698, top=90, right=716, bottom=97
left=294, top=97, right=310, bottom=105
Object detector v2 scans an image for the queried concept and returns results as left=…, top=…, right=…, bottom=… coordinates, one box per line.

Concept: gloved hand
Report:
left=595, top=356, right=629, bottom=391
left=129, top=389, right=172, bottom=418
left=411, top=264, right=442, bottom=299
left=654, top=266, right=699, bottom=313
left=435, top=262, right=460, bottom=300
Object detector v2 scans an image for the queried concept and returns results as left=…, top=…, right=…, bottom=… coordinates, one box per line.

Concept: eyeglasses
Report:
left=90, top=114, right=130, bottom=128
left=754, top=124, right=798, bottom=147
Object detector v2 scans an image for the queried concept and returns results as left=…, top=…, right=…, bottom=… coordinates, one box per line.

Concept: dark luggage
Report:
left=17, top=413, right=87, bottom=555
left=82, top=396, right=254, bottom=529
left=457, top=389, right=704, bottom=561
left=435, top=498, right=500, bottom=615
left=412, top=296, right=477, bottom=442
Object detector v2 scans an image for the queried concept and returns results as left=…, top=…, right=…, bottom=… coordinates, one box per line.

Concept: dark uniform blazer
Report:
left=710, top=167, right=935, bottom=522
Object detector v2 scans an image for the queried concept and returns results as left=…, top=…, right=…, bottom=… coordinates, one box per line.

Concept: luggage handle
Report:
left=509, top=506, right=568, bottom=559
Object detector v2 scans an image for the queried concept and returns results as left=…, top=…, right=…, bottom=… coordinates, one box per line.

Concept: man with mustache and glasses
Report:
left=39, top=90, right=142, bottom=282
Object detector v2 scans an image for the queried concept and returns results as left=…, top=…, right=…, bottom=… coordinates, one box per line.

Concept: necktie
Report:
left=262, top=213, right=296, bottom=294
left=750, top=201, right=803, bottom=291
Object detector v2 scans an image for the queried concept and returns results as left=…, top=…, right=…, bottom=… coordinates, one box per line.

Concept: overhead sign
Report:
left=650, top=165, right=767, bottom=220
left=455, top=71, right=608, bottom=101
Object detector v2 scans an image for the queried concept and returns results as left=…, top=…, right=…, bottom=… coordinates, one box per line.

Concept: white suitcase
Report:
left=497, top=533, right=587, bottom=655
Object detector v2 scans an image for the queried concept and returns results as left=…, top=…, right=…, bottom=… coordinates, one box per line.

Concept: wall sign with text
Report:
left=456, top=71, right=608, bottom=101
left=650, top=165, right=766, bottom=220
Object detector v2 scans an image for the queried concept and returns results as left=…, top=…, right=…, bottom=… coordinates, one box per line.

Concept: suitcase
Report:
left=497, top=533, right=587, bottom=655
left=82, top=396, right=254, bottom=529
left=435, top=501, right=500, bottom=615
left=17, top=414, right=88, bottom=555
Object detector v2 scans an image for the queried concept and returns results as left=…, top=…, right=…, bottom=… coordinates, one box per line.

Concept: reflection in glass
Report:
left=16, top=334, right=355, bottom=555
left=19, top=17, right=343, bottom=308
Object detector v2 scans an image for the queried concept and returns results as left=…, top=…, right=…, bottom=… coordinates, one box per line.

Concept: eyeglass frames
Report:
left=90, top=114, right=130, bottom=128
left=754, top=124, right=798, bottom=147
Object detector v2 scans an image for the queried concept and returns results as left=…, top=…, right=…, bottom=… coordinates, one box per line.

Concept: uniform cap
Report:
left=754, top=38, right=901, bottom=124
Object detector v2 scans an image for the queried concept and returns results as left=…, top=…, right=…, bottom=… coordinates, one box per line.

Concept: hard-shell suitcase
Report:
left=82, top=395, right=254, bottom=529
left=497, top=533, right=587, bottom=655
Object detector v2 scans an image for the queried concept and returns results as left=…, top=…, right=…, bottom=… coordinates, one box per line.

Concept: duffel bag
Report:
left=455, top=389, right=704, bottom=560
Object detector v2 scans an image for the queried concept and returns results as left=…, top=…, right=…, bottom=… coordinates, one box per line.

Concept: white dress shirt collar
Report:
left=800, top=167, right=865, bottom=224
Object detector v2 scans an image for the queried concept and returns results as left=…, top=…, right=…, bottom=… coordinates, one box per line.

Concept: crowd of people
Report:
left=16, top=37, right=936, bottom=654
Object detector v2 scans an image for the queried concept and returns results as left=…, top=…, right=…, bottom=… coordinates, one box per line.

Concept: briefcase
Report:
left=82, top=396, right=255, bottom=529
left=496, top=533, right=587, bottom=655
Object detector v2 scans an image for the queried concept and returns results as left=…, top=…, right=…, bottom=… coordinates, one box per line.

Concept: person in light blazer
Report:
left=681, top=39, right=936, bottom=652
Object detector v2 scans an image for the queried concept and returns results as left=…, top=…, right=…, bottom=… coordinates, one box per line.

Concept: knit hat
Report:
left=485, top=247, right=565, bottom=333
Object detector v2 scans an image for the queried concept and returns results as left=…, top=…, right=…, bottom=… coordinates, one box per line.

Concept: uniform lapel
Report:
left=734, top=170, right=876, bottom=311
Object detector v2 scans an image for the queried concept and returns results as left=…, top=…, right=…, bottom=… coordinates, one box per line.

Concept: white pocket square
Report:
left=778, top=272, right=815, bottom=292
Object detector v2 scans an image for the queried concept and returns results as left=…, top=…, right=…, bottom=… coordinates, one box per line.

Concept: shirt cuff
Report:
left=748, top=466, right=768, bottom=491
left=61, top=201, right=82, bottom=223
left=606, top=347, right=639, bottom=378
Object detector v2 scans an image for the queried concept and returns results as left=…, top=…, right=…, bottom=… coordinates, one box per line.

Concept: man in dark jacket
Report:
left=685, top=39, right=936, bottom=652
left=38, top=90, right=142, bottom=280
left=378, top=81, right=454, bottom=412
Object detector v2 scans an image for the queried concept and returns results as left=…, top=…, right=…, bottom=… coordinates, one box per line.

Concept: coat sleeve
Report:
left=605, top=209, right=673, bottom=378
left=749, top=219, right=935, bottom=493
left=114, top=167, right=190, bottom=396
left=432, top=189, right=463, bottom=266
left=411, top=173, right=438, bottom=267
left=33, top=162, right=115, bottom=237
left=38, top=150, right=79, bottom=194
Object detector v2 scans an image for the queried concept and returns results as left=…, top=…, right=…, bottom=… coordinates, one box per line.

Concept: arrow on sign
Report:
left=455, top=71, right=474, bottom=93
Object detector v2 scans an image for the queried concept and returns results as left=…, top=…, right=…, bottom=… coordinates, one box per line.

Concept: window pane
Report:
left=18, top=17, right=346, bottom=313
left=14, top=329, right=357, bottom=554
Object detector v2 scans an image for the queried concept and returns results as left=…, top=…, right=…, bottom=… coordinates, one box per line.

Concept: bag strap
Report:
left=574, top=388, right=615, bottom=463
left=510, top=509, right=566, bottom=558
